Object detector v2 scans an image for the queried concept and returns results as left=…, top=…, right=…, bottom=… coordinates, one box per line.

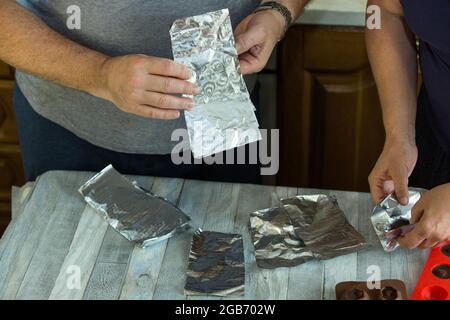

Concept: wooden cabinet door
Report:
left=0, top=61, right=23, bottom=235
left=0, top=80, right=19, bottom=143
left=0, top=61, right=14, bottom=80
left=0, top=144, right=25, bottom=233
left=278, top=26, right=385, bottom=192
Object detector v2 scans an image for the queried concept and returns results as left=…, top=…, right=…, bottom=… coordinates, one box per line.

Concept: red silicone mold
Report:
left=411, top=241, right=450, bottom=300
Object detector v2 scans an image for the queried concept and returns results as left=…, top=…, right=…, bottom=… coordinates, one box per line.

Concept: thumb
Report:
left=235, top=31, right=260, bottom=55
left=391, top=167, right=409, bottom=205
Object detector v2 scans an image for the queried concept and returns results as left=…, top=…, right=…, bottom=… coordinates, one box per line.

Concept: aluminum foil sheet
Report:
left=170, top=9, right=261, bottom=158
left=371, top=188, right=425, bottom=252
left=79, top=165, right=190, bottom=247
left=184, top=230, right=245, bottom=296
left=249, top=195, right=367, bottom=269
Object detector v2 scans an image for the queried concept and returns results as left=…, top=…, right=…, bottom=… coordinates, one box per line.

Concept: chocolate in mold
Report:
left=441, top=244, right=450, bottom=257
left=340, top=288, right=370, bottom=300
left=432, top=264, right=450, bottom=280
left=381, top=286, right=399, bottom=300
left=336, top=280, right=407, bottom=300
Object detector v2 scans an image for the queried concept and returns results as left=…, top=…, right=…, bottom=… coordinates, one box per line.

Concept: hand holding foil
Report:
left=371, top=188, right=425, bottom=251
left=170, top=9, right=261, bottom=158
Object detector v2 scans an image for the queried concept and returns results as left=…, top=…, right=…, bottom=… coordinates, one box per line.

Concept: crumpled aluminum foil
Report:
left=170, top=9, right=261, bottom=158
left=79, top=165, right=190, bottom=247
left=371, top=188, right=425, bottom=252
left=249, top=195, right=367, bottom=269
left=184, top=230, right=245, bottom=296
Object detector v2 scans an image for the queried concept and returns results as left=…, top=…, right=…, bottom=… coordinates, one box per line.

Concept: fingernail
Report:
left=187, top=102, right=194, bottom=110
left=400, top=197, right=409, bottom=205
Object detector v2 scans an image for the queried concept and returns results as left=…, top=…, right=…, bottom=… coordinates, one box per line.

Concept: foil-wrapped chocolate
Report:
left=249, top=195, right=367, bottom=269
left=79, top=165, right=190, bottom=247
left=184, top=230, right=245, bottom=296
left=371, top=188, right=425, bottom=252
left=170, top=9, right=261, bottom=158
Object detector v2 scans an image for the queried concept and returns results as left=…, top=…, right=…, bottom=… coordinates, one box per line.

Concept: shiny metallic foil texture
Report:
left=79, top=165, right=190, bottom=247
left=249, top=195, right=367, bottom=269
left=185, top=230, right=245, bottom=296
left=371, top=188, right=424, bottom=252
left=170, top=9, right=261, bottom=158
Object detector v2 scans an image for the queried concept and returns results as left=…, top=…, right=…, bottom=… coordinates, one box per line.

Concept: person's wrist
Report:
left=260, top=9, right=287, bottom=40
left=385, top=129, right=416, bottom=146
left=257, top=1, right=293, bottom=39
left=91, top=56, right=112, bottom=101
left=384, top=136, right=417, bottom=154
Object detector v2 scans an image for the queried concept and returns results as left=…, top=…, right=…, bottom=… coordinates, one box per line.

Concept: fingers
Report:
left=368, top=172, right=389, bottom=203
left=146, top=74, right=199, bottom=95
left=239, top=52, right=260, bottom=75
left=145, top=57, right=193, bottom=80
left=130, top=104, right=181, bottom=120
left=239, top=44, right=272, bottom=74
left=397, top=217, right=445, bottom=249
left=397, top=223, right=429, bottom=249
left=391, top=168, right=410, bottom=205
left=418, top=239, right=439, bottom=249
left=235, top=32, right=261, bottom=55
left=140, top=91, right=193, bottom=110
left=410, top=200, right=425, bottom=224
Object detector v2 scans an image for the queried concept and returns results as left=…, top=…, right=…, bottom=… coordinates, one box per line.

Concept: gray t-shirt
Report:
left=16, top=0, right=258, bottom=154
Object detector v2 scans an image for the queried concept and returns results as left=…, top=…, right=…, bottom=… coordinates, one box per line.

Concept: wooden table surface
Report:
left=0, top=170, right=428, bottom=300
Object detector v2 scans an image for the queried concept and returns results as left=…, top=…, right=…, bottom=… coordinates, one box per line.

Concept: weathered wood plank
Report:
left=96, top=228, right=134, bottom=264
left=15, top=173, right=87, bottom=300
left=119, top=177, right=184, bottom=300
left=83, top=262, right=128, bottom=300
left=49, top=206, right=109, bottom=300
left=11, top=181, right=37, bottom=221
left=0, top=173, right=80, bottom=299
left=152, top=180, right=222, bottom=300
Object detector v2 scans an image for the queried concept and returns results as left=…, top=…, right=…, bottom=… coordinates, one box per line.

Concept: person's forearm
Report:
left=263, top=0, right=309, bottom=20
left=366, top=0, right=418, bottom=145
left=0, top=0, right=108, bottom=98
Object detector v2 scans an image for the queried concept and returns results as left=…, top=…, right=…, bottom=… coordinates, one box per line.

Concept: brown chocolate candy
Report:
left=432, top=264, right=450, bottom=280
left=441, top=244, right=450, bottom=257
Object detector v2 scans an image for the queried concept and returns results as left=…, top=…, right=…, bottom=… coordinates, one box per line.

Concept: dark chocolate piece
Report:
left=441, top=244, right=450, bottom=257
left=381, top=286, right=398, bottom=300
left=432, top=264, right=450, bottom=280
left=184, top=230, right=245, bottom=296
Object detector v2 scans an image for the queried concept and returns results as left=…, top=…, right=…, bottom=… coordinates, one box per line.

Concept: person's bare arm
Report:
left=367, top=0, right=418, bottom=204
left=0, top=0, right=107, bottom=96
left=0, top=0, right=198, bottom=119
